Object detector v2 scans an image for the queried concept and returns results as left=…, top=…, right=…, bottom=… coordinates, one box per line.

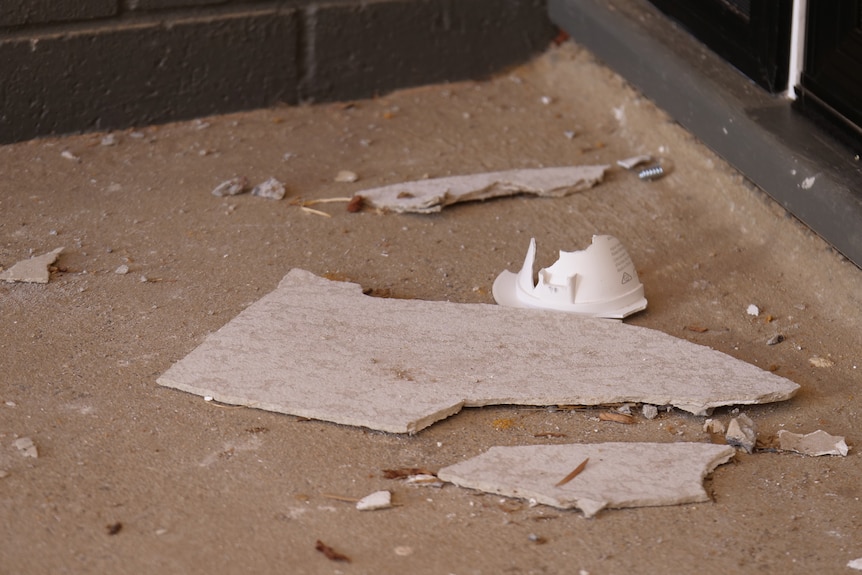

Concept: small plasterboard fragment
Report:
left=437, top=443, right=735, bottom=517
left=725, top=413, right=757, bottom=453
left=849, top=558, right=862, bottom=570
left=0, top=248, right=63, bottom=284
left=157, top=270, right=801, bottom=434
left=356, top=490, right=392, bottom=511
left=778, top=429, right=849, bottom=456
left=355, top=166, right=608, bottom=213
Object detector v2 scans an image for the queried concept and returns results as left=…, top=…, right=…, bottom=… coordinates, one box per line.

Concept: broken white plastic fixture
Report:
left=492, top=235, right=647, bottom=319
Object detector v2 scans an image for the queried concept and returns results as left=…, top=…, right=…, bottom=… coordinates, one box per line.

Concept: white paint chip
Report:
left=356, top=490, right=392, bottom=511
left=437, top=442, right=735, bottom=517
left=157, top=270, right=800, bottom=433
left=778, top=429, right=849, bottom=456
left=0, top=248, right=63, bottom=284
left=354, top=166, right=609, bottom=213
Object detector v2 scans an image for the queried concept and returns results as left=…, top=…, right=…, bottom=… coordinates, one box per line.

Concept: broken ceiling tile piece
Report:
left=354, top=165, right=608, bottom=214
left=725, top=413, right=757, bottom=453
left=437, top=442, right=735, bottom=517
left=356, top=490, right=392, bottom=511
left=493, top=236, right=647, bottom=318
left=778, top=429, right=849, bottom=456
left=0, top=248, right=63, bottom=284
left=157, top=270, right=800, bottom=433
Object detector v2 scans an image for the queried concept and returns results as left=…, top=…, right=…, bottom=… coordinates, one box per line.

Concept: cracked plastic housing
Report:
left=492, top=235, right=647, bottom=319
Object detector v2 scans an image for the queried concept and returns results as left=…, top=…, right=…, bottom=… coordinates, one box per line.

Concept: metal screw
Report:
left=638, top=164, right=665, bottom=180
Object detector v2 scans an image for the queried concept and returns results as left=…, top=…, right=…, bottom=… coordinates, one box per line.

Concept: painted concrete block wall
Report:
left=0, top=0, right=554, bottom=144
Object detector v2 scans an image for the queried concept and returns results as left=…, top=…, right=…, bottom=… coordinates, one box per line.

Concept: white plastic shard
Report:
left=493, top=236, right=647, bottom=318
left=157, top=270, right=800, bottom=433
left=778, top=429, right=849, bottom=456
left=0, top=248, right=63, bottom=284
left=355, top=166, right=608, bottom=213
left=437, top=443, right=736, bottom=517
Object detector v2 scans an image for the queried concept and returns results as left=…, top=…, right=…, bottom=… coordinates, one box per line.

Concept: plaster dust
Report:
left=1, top=43, right=860, bottom=574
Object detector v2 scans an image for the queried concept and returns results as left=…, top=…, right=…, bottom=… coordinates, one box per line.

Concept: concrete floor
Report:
left=1, top=43, right=861, bottom=574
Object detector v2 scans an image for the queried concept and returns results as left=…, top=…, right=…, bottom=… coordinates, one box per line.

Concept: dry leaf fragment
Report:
left=685, top=325, right=709, bottom=333
left=315, top=540, right=351, bottom=563
left=599, top=412, right=635, bottom=424
left=347, top=195, right=364, bottom=212
left=382, top=467, right=435, bottom=479
left=554, top=458, right=589, bottom=487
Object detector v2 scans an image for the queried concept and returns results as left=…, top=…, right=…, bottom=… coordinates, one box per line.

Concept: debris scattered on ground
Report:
left=251, top=177, right=286, bottom=200
left=13, top=437, right=38, bottom=458
left=747, top=304, right=760, bottom=317
left=61, top=150, right=81, bottom=163
left=157, top=270, right=800, bottom=434
left=211, top=176, right=249, bottom=197
left=100, top=134, right=118, bottom=146
left=106, top=522, right=123, bottom=535
left=437, top=442, right=735, bottom=518
left=598, top=412, right=635, bottom=424
left=642, top=404, right=659, bottom=420
left=703, top=419, right=726, bottom=434
left=725, top=413, right=758, bottom=453
left=0, top=248, right=63, bottom=284
left=405, top=474, right=444, bottom=487
left=616, top=155, right=652, bottom=170
left=777, top=429, right=849, bottom=456
left=315, top=540, right=350, bottom=563
left=808, top=356, right=834, bottom=368
left=114, top=264, right=130, bottom=275
left=335, top=170, right=359, bottom=183
left=493, top=236, right=647, bottom=319
left=353, top=166, right=608, bottom=214
left=848, top=558, right=862, bottom=571
left=766, top=334, right=785, bottom=346
left=356, top=490, right=392, bottom=510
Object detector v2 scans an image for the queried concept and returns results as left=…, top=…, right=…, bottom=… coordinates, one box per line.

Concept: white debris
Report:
left=778, top=429, right=849, bottom=456
left=114, top=264, right=130, bottom=275
left=564, top=130, right=576, bottom=140
left=354, top=166, right=609, bottom=214
left=251, top=177, right=286, bottom=200
left=746, top=304, right=760, bottom=317
left=100, top=134, right=118, bottom=146
left=335, top=170, right=359, bottom=183
left=211, top=176, right=249, bottom=197
left=540, top=96, right=553, bottom=105
left=0, top=247, right=63, bottom=284
left=14, top=437, right=38, bottom=458
left=703, top=418, right=726, bottom=434
left=437, top=442, right=735, bottom=518
left=849, top=558, right=862, bottom=571
left=405, top=474, right=444, bottom=487
left=725, top=413, right=757, bottom=453
left=616, top=155, right=653, bottom=170
left=157, top=269, right=800, bottom=434
left=809, top=356, right=834, bottom=368
left=356, top=490, right=392, bottom=511
left=642, top=404, right=658, bottom=420
left=61, top=150, right=81, bottom=162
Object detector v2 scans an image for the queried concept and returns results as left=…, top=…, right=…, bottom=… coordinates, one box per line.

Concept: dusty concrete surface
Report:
left=1, top=43, right=860, bottom=573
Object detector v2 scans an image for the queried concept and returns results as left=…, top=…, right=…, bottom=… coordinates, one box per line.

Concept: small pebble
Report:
left=766, top=334, right=785, bottom=346
left=642, top=404, right=658, bottom=420
left=211, top=176, right=249, bottom=197
left=251, top=177, right=286, bottom=200
left=746, top=304, right=760, bottom=317
left=114, top=264, right=129, bottom=275
left=335, top=170, right=359, bottom=183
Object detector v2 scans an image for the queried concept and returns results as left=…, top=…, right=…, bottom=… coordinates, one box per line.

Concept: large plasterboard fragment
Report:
left=157, top=269, right=800, bottom=433
left=437, top=442, right=735, bottom=517
left=0, top=248, right=63, bottom=283
left=355, top=166, right=608, bottom=213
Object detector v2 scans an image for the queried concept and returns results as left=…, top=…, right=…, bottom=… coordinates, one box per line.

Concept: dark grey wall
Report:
left=0, top=0, right=554, bottom=144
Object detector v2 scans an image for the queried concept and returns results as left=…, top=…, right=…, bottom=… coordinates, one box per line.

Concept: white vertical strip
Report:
left=786, top=0, right=808, bottom=99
